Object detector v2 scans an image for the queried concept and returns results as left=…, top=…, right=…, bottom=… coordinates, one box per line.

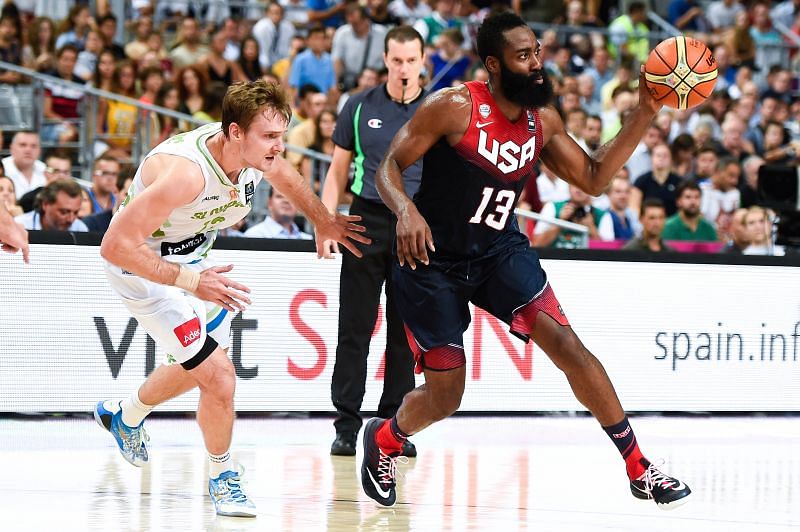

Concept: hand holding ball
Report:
left=644, top=36, right=717, bottom=110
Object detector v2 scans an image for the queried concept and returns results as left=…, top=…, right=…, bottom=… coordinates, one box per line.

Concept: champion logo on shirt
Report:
left=367, top=118, right=383, bottom=129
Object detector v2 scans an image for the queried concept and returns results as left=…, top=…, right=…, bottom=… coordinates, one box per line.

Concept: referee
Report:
left=321, top=26, right=426, bottom=457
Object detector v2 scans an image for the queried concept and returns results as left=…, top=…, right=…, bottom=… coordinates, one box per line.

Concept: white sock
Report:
left=209, top=451, right=232, bottom=479
left=120, top=391, right=154, bottom=428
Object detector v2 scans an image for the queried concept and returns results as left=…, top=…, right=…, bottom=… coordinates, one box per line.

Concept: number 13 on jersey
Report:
left=468, top=187, right=516, bottom=230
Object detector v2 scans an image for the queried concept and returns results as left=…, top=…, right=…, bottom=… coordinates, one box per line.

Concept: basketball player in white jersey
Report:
left=94, top=81, right=369, bottom=518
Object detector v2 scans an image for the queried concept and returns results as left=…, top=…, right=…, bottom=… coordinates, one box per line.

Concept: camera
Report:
left=568, top=203, right=592, bottom=222
left=757, top=165, right=800, bottom=247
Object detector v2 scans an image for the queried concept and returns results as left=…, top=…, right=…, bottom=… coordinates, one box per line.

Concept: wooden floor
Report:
left=1, top=415, right=798, bottom=531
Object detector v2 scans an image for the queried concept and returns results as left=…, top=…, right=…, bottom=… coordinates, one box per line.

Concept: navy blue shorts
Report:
left=393, top=233, right=568, bottom=352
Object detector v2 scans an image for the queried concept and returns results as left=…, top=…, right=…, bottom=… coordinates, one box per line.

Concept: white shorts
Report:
left=105, top=259, right=234, bottom=367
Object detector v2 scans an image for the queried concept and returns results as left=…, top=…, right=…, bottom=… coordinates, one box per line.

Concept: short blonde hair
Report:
left=222, top=80, right=292, bottom=138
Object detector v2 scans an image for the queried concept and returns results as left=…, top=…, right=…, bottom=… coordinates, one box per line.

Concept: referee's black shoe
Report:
left=330, top=431, right=357, bottom=456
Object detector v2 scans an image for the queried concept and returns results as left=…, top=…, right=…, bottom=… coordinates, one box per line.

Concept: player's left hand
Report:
left=638, top=65, right=663, bottom=117
left=314, top=212, right=370, bottom=258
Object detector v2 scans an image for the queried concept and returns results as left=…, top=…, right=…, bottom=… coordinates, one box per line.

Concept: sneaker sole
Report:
left=657, top=496, right=689, bottom=511
left=215, top=508, right=258, bottom=518
left=360, top=418, right=396, bottom=508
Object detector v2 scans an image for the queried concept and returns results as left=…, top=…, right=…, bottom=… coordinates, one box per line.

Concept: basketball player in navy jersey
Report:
left=360, top=12, right=692, bottom=510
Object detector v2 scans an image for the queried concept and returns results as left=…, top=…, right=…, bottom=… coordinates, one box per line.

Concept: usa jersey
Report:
left=415, top=81, right=543, bottom=258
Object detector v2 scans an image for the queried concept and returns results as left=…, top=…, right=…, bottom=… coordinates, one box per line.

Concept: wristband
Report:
left=174, top=265, right=200, bottom=293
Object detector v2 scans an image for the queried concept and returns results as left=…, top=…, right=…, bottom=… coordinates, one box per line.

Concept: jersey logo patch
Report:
left=244, top=182, right=255, bottom=206
left=174, top=317, right=201, bottom=347
left=476, top=121, right=494, bottom=129
left=479, top=103, right=491, bottom=118
left=367, top=118, right=383, bottom=129
left=477, top=130, right=537, bottom=175
left=161, top=234, right=208, bottom=256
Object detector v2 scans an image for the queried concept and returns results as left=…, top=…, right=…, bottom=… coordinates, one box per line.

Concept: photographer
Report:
left=533, top=184, right=614, bottom=248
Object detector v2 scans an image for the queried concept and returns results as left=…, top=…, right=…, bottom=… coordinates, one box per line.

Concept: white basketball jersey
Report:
left=116, top=123, right=263, bottom=264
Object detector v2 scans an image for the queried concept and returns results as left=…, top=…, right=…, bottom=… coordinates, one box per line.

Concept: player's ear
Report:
left=485, top=56, right=500, bottom=76
left=229, top=123, right=241, bottom=141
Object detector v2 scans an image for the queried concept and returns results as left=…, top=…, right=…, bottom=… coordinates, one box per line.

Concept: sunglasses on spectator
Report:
left=94, top=170, right=119, bottom=178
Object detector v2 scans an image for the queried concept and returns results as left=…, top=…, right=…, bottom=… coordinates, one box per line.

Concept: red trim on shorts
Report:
left=510, top=284, right=570, bottom=338
left=424, top=344, right=467, bottom=371
left=403, top=324, right=466, bottom=373
left=403, top=324, right=425, bottom=375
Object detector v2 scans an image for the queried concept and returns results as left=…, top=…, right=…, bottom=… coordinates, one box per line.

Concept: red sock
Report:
left=602, top=416, right=648, bottom=480
left=375, top=417, right=407, bottom=454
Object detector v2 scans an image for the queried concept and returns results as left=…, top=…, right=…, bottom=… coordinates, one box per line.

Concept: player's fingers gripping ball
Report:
left=644, top=36, right=717, bottom=110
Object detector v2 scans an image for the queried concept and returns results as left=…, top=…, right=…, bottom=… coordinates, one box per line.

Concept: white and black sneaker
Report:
left=360, top=418, right=401, bottom=507
left=630, top=459, right=691, bottom=510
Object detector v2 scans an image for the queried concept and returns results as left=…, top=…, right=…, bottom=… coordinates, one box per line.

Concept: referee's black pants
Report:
left=331, top=196, right=415, bottom=435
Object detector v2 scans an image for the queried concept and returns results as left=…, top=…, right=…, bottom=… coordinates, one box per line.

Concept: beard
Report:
left=498, top=60, right=554, bottom=108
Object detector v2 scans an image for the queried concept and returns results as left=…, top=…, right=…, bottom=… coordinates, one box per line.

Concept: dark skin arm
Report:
left=376, top=86, right=471, bottom=269
left=539, top=68, right=662, bottom=196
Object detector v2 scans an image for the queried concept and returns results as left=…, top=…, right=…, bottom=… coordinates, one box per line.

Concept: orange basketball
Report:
left=644, top=36, right=718, bottom=110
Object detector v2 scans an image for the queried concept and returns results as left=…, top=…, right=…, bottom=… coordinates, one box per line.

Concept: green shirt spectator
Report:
left=662, top=214, right=718, bottom=241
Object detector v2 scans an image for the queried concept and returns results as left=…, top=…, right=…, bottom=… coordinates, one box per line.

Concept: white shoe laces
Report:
left=377, top=449, right=408, bottom=485
left=638, top=461, right=676, bottom=493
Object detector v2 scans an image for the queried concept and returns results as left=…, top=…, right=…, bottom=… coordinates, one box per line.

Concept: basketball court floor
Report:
left=1, top=415, right=797, bottom=531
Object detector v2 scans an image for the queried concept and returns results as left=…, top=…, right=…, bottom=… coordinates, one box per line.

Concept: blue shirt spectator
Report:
left=243, top=188, right=313, bottom=240
left=288, top=27, right=335, bottom=93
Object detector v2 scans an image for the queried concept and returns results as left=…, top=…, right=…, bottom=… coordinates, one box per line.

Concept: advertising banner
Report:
left=1, top=245, right=798, bottom=412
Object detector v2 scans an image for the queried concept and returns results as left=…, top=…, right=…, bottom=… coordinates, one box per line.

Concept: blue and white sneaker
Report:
left=94, top=400, right=150, bottom=467
left=208, top=470, right=257, bottom=518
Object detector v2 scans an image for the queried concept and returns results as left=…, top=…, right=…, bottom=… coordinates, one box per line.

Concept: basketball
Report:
left=644, top=36, right=718, bottom=110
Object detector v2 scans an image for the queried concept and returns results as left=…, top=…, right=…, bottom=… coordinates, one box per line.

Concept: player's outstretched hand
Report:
left=1, top=222, right=30, bottom=264
left=314, top=213, right=370, bottom=258
left=396, top=203, right=434, bottom=270
left=638, top=65, right=663, bottom=116
left=320, top=239, right=340, bottom=259
left=195, top=264, right=252, bottom=312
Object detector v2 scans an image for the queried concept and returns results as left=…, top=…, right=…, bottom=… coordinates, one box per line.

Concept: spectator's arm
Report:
left=672, top=6, right=704, bottom=30
left=0, top=68, right=21, bottom=84
left=307, top=1, right=346, bottom=24
left=96, top=98, right=108, bottom=134
left=629, top=183, right=643, bottom=218
left=230, top=61, right=247, bottom=83
left=42, top=92, right=62, bottom=120
left=334, top=58, right=344, bottom=87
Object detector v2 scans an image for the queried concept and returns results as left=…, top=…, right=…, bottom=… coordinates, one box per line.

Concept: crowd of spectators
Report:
left=0, top=0, right=797, bottom=256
